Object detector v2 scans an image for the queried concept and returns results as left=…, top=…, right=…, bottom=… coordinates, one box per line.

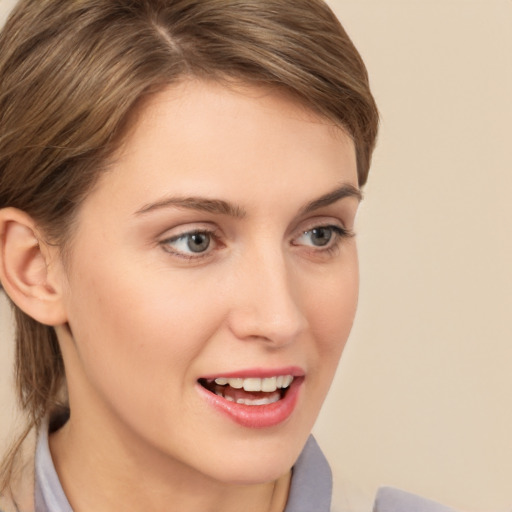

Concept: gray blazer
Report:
left=373, top=487, right=458, bottom=512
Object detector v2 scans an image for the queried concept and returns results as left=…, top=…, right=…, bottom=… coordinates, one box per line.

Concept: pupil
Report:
left=187, top=233, right=210, bottom=252
left=311, top=227, right=332, bottom=246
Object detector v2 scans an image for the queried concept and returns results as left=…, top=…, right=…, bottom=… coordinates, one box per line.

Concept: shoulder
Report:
left=373, top=487, right=459, bottom=512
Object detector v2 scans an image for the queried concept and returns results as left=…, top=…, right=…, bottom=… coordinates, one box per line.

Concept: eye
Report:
left=162, top=230, right=215, bottom=257
left=293, top=225, right=351, bottom=249
left=301, top=226, right=334, bottom=247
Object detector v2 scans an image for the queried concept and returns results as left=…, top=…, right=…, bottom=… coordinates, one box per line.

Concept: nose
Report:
left=226, top=247, right=307, bottom=347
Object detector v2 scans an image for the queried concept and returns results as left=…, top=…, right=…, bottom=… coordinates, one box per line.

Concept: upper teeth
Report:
left=214, top=375, right=294, bottom=392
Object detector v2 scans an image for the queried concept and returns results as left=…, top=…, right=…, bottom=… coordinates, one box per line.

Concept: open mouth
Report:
left=198, top=375, right=294, bottom=406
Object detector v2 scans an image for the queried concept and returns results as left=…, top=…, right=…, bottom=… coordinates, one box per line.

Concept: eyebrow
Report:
left=135, top=196, right=247, bottom=218
left=299, top=183, right=362, bottom=214
left=134, top=183, right=361, bottom=218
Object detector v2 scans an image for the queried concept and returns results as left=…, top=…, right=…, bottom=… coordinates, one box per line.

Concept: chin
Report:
left=208, top=455, right=294, bottom=486
left=191, top=426, right=311, bottom=485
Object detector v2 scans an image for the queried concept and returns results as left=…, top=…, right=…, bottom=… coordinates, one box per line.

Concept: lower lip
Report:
left=197, top=377, right=303, bottom=429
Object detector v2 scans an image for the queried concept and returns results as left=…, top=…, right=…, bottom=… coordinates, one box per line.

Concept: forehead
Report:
left=85, top=79, right=357, bottom=215
left=121, top=79, right=351, bottom=148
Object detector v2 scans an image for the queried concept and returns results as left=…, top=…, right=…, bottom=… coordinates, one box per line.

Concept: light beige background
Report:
left=0, top=1, right=511, bottom=511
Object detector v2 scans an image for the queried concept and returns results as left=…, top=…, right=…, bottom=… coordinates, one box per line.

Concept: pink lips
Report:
left=197, top=367, right=304, bottom=429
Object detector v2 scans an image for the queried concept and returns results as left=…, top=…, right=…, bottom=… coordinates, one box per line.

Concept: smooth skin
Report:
left=0, top=80, right=360, bottom=512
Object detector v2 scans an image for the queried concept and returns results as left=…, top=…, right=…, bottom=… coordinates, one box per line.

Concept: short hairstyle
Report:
left=0, top=0, right=378, bottom=485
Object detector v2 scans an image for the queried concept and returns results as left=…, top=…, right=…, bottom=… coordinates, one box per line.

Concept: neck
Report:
left=49, top=415, right=291, bottom=512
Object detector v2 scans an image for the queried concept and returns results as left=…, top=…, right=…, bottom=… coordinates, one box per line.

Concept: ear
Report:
left=0, top=207, right=68, bottom=326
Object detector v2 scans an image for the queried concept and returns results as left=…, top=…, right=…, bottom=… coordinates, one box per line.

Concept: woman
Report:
left=0, top=1, right=453, bottom=511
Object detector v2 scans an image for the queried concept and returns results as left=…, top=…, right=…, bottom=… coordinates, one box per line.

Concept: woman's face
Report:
left=56, top=80, right=360, bottom=484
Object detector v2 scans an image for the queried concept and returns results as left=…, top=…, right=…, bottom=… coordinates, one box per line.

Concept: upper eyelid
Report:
left=159, top=224, right=219, bottom=244
left=165, top=228, right=216, bottom=241
left=292, top=215, right=350, bottom=235
left=158, top=219, right=350, bottom=242
left=158, top=223, right=220, bottom=240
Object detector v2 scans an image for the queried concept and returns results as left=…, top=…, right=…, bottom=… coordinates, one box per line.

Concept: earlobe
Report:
left=0, top=207, right=68, bottom=326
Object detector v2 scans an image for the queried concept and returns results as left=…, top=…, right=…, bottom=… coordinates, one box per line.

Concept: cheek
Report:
left=62, top=251, right=225, bottom=406
left=61, top=264, right=231, bottom=450
left=68, top=270, right=217, bottom=359
left=300, top=250, right=359, bottom=410
left=306, top=253, right=359, bottom=355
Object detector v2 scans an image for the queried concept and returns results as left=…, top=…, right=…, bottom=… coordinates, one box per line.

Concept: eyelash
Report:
left=293, top=225, right=354, bottom=257
left=160, top=224, right=354, bottom=261
left=160, top=228, right=223, bottom=261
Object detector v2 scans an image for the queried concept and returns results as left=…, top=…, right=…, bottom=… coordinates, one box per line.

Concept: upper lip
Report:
left=198, top=366, right=305, bottom=380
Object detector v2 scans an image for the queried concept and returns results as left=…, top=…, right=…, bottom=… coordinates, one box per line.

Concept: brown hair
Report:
left=0, top=0, right=378, bottom=487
